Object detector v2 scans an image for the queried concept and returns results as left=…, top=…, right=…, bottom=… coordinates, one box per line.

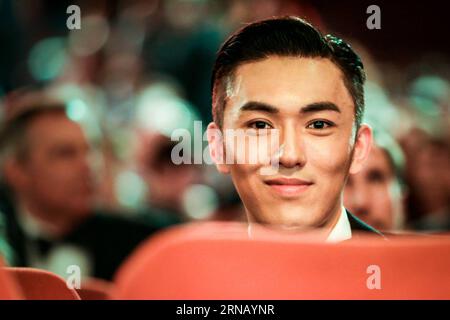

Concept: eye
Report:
left=248, top=120, right=273, bottom=130
left=367, top=170, right=386, bottom=183
left=306, top=120, right=334, bottom=130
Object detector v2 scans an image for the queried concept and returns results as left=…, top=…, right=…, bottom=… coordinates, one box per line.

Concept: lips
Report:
left=264, top=177, right=313, bottom=197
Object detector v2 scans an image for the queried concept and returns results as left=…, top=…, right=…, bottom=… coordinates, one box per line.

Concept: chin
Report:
left=254, top=206, right=321, bottom=230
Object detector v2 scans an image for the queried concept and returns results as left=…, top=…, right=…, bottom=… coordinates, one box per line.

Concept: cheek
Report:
left=230, top=163, right=257, bottom=188
left=229, top=160, right=264, bottom=200
left=228, top=165, right=254, bottom=210
left=373, top=185, right=393, bottom=213
left=305, top=137, right=351, bottom=178
left=27, top=162, right=55, bottom=186
left=248, top=134, right=280, bottom=167
left=31, top=163, right=74, bottom=192
left=224, top=134, right=278, bottom=175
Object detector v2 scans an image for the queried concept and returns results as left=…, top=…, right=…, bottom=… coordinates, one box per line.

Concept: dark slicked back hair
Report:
left=211, top=16, right=366, bottom=129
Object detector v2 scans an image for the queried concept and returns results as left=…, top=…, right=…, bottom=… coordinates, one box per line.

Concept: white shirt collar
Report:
left=16, top=204, right=57, bottom=241
left=326, top=206, right=352, bottom=243
left=246, top=206, right=352, bottom=242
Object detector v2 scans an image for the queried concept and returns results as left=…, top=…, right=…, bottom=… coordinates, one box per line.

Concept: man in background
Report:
left=0, top=96, right=158, bottom=280
left=344, top=129, right=406, bottom=231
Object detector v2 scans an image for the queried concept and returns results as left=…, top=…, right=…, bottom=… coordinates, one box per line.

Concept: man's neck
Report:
left=326, top=206, right=352, bottom=242
left=18, top=200, right=84, bottom=239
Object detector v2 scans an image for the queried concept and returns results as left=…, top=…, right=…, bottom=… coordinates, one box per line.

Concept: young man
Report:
left=207, top=16, right=383, bottom=241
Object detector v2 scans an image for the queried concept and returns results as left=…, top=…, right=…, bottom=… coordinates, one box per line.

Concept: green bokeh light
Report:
left=28, top=37, right=67, bottom=82
left=66, top=98, right=88, bottom=122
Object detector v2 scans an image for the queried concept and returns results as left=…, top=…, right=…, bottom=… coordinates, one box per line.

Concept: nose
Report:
left=79, top=150, right=95, bottom=177
left=277, top=124, right=306, bottom=168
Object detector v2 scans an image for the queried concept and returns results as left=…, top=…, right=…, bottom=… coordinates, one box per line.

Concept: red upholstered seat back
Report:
left=114, top=222, right=450, bottom=300
left=76, top=278, right=113, bottom=300
left=5, top=267, right=80, bottom=300
left=0, top=258, right=23, bottom=300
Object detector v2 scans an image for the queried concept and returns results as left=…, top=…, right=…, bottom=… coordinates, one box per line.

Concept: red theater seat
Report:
left=5, top=267, right=80, bottom=300
left=0, top=258, right=23, bottom=300
left=114, top=222, right=450, bottom=300
left=76, top=278, right=113, bottom=300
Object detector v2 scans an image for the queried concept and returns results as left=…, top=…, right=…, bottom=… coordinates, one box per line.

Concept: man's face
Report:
left=209, top=56, right=371, bottom=230
left=136, top=133, right=201, bottom=212
left=18, top=113, right=95, bottom=217
left=344, top=145, right=403, bottom=230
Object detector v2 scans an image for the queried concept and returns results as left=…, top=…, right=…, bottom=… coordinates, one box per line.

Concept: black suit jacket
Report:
left=346, top=210, right=385, bottom=239
left=0, top=183, right=161, bottom=280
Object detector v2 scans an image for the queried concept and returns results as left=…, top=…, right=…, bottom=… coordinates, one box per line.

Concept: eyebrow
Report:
left=300, top=102, right=341, bottom=114
left=240, top=101, right=279, bottom=114
left=239, top=101, right=341, bottom=115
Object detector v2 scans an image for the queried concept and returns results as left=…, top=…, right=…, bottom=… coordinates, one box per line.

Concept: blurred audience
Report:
left=0, top=94, right=158, bottom=280
left=134, top=132, right=200, bottom=225
left=398, top=74, right=450, bottom=231
left=344, top=129, right=406, bottom=232
left=402, top=132, right=450, bottom=231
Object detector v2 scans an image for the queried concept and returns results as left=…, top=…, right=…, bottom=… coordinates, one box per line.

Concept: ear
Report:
left=3, top=158, right=30, bottom=192
left=206, top=122, right=230, bottom=174
left=349, top=124, right=373, bottom=175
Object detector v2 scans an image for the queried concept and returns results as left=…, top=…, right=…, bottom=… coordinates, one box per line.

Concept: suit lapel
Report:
left=346, top=210, right=385, bottom=239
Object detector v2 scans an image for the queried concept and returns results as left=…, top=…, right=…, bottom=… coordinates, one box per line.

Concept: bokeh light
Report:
left=28, top=37, right=67, bottom=82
